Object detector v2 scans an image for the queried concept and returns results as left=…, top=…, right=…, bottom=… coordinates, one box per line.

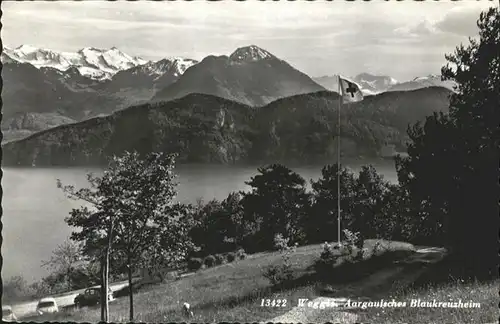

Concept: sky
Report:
left=2, top=0, right=497, bottom=81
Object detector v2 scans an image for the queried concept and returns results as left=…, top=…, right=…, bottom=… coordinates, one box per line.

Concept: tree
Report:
left=2, top=276, right=29, bottom=302
left=58, top=172, right=117, bottom=321
left=350, top=165, right=391, bottom=240
left=307, top=164, right=357, bottom=243
left=396, top=7, right=499, bottom=279
left=60, top=151, right=194, bottom=322
left=240, top=164, right=310, bottom=251
left=41, top=238, right=83, bottom=291
left=188, top=193, right=243, bottom=255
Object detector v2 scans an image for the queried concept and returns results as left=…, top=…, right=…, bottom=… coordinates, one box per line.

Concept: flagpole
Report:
left=337, top=75, right=342, bottom=247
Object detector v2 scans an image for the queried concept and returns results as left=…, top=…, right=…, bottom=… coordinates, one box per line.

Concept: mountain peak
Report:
left=229, top=45, right=274, bottom=62
left=15, top=44, right=40, bottom=53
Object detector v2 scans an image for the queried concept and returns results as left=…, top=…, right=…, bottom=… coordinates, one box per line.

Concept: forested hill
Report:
left=2, top=87, right=452, bottom=167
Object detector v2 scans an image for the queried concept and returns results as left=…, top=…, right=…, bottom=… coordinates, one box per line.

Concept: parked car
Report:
left=36, top=297, right=59, bottom=315
left=74, top=287, right=114, bottom=308
left=2, top=305, right=18, bottom=322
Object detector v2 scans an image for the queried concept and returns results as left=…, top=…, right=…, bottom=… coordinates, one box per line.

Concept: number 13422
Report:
left=260, top=299, right=287, bottom=307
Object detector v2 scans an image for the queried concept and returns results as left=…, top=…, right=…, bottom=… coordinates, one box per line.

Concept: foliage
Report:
left=189, top=197, right=240, bottom=256
left=59, top=151, right=195, bottom=321
left=3, top=88, right=451, bottom=167
left=349, top=166, right=391, bottom=240
left=263, top=233, right=297, bottom=286
left=2, top=276, right=31, bottom=302
left=226, top=252, right=236, bottom=263
left=306, top=164, right=357, bottom=243
left=204, top=255, right=216, bottom=268
left=214, top=254, right=225, bottom=265
left=41, top=238, right=83, bottom=291
left=314, top=229, right=365, bottom=275
left=240, top=164, right=310, bottom=252
left=395, top=7, right=500, bottom=279
left=187, top=258, right=203, bottom=271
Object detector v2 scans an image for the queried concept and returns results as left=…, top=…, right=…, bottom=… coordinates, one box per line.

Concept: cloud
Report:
left=1, top=0, right=495, bottom=80
left=435, top=6, right=486, bottom=37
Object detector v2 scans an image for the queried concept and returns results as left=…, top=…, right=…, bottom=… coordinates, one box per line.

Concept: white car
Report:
left=36, top=297, right=59, bottom=315
left=2, top=305, right=18, bottom=322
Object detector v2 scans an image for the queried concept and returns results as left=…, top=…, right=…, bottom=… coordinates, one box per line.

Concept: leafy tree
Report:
left=240, top=164, right=310, bottom=251
left=59, top=151, right=194, bottom=321
left=137, top=202, right=197, bottom=282
left=396, top=7, right=499, bottom=279
left=350, top=165, right=391, bottom=240
left=307, top=164, right=357, bottom=243
left=189, top=192, right=244, bottom=255
left=58, top=171, right=118, bottom=321
left=41, top=238, right=83, bottom=291
left=2, top=276, right=29, bottom=302
left=377, top=184, right=415, bottom=242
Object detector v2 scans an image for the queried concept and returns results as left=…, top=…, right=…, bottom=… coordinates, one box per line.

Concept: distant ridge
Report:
left=152, top=45, right=326, bottom=107
left=2, top=87, right=452, bottom=167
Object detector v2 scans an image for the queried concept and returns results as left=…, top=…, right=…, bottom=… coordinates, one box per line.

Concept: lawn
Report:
left=29, top=239, right=492, bottom=323
left=355, top=278, right=499, bottom=324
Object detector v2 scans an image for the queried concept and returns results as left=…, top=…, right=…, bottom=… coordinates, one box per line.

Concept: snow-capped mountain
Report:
left=353, top=73, right=399, bottom=95
left=387, top=74, right=457, bottom=92
left=313, top=73, right=398, bottom=95
left=129, top=57, right=198, bottom=80
left=229, top=45, right=275, bottom=63
left=153, top=45, right=325, bottom=107
left=2, top=45, right=147, bottom=80
left=96, top=57, right=199, bottom=107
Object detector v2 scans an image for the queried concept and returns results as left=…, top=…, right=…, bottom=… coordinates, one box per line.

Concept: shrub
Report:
left=204, top=255, right=216, bottom=268
left=314, top=229, right=366, bottom=278
left=263, top=233, right=297, bottom=286
left=239, top=253, right=247, bottom=260
left=263, top=263, right=294, bottom=286
left=226, top=252, right=236, bottom=263
left=187, top=258, right=203, bottom=271
left=214, top=254, right=225, bottom=265
left=273, top=233, right=290, bottom=251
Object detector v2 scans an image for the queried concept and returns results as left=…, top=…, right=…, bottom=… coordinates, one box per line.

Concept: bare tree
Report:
left=41, top=238, right=83, bottom=291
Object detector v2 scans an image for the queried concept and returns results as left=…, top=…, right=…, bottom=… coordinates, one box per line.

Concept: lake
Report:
left=2, top=161, right=398, bottom=282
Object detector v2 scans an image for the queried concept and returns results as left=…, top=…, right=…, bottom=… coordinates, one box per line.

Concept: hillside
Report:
left=249, top=87, right=451, bottom=164
left=2, top=87, right=451, bottom=167
left=2, top=94, right=255, bottom=166
left=152, top=45, right=326, bottom=107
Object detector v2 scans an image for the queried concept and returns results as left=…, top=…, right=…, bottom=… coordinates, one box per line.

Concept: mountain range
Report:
left=2, top=86, right=452, bottom=167
left=313, top=73, right=456, bottom=95
left=1, top=44, right=455, bottom=162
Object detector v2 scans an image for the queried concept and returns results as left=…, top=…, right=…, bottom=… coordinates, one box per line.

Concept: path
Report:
left=266, top=246, right=449, bottom=323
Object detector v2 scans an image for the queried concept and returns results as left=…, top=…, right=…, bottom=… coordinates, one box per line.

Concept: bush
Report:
left=263, top=263, right=294, bottom=286
left=239, top=253, right=247, bottom=260
left=226, top=252, right=236, bottom=263
left=314, top=229, right=366, bottom=279
left=263, top=233, right=297, bottom=286
left=204, top=255, right=216, bottom=268
left=187, top=258, right=203, bottom=271
left=214, top=254, right=225, bottom=265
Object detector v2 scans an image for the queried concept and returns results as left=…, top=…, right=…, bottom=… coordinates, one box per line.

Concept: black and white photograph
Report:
left=1, top=0, right=498, bottom=323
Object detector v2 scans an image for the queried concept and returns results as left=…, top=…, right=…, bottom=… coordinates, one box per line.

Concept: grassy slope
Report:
left=30, top=240, right=496, bottom=323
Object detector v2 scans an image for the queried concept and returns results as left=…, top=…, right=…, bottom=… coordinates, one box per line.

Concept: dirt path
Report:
left=266, top=247, right=448, bottom=323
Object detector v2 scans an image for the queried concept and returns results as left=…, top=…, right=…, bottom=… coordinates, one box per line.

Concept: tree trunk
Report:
left=104, top=248, right=110, bottom=322
left=67, top=268, right=72, bottom=292
left=100, top=257, right=106, bottom=322
left=103, top=221, right=114, bottom=322
left=128, top=254, right=134, bottom=321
